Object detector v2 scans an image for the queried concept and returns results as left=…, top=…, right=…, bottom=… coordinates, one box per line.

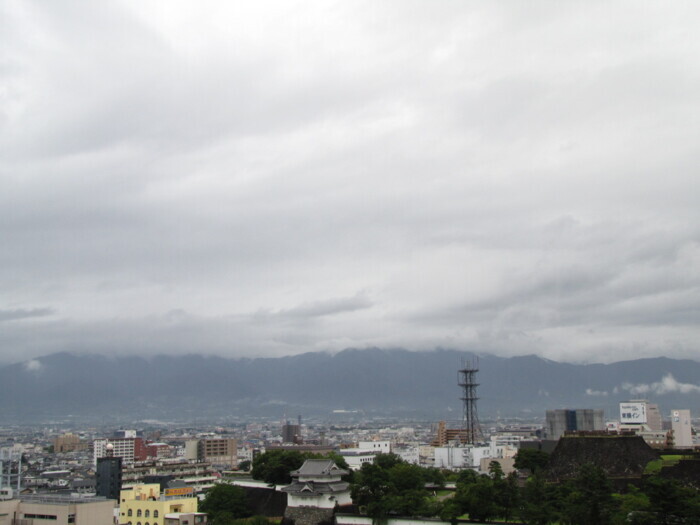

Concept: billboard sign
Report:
left=164, top=487, right=194, bottom=497
left=620, top=402, right=647, bottom=424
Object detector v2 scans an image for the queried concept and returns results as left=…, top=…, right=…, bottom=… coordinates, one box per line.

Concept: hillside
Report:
left=1, top=349, right=699, bottom=422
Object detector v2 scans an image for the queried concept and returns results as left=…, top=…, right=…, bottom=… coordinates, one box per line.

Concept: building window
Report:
left=129, top=509, right=133, bottom=516
left=154, top=511, right=159, bottom=517
left=145, top=510, right=150, bottom=517
left=138, top=509, right=142, bottom=517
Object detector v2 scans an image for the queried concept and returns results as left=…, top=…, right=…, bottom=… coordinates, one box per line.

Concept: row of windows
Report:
left=127, top=522, right=158, bottom=525
left=22, top=514, right=57, bottom=520
left=127, top=509, right=159, bottom=517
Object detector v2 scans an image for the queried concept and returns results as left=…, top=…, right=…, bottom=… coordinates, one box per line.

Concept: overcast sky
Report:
left=1, top=1, right=698, bottom=365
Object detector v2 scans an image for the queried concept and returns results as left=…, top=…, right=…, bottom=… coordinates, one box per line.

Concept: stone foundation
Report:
left=284, top=506, right=335, bottom=525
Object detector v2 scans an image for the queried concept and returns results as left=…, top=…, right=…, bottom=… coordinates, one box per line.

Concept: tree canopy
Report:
left=351, top=453, right=444, bottom=520
left=251, top=450, right=351, bottom=485
left=200, top=483, right=251, bottom=523
left=514, top=448, right=550, bottom=475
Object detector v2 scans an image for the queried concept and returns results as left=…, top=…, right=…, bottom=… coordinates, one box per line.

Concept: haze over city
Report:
left=2, top=1, right=699, bottom=365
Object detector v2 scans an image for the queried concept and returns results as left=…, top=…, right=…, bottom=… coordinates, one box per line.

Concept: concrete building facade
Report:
left=183, top=439, right=237, bottom=469
left=545, top=409, right=605, bottom=440
left=53, top=433, right=87, bottom=453
left=671, top=409, right=693, bottom=449
left=0, top=495, right=114, bottom=525
left=96, top=456, right=122, bottom=500
left=94, top=438, right=147, bottom=466
left=119, top=483, right=199, bottom=525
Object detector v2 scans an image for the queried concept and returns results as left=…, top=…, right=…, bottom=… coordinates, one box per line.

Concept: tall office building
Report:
left=95, top=456, right=122, bottom=500
left=282, top=423, right=301, bottom=444
left=671, top=409, right=693, bottom=449
left=545, top=409, right=605, bottom=440
left=620, top=400, right=662, bottom=431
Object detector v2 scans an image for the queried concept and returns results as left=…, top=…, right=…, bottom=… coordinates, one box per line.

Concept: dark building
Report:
left=95, top=456, right=122, bottom=500
left=282, top=423, right=301, bottom=444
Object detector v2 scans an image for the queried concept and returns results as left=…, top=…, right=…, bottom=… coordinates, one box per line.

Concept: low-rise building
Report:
left=0, top=494, right=114, bottom=525
left=121, top=459, right=218, bottom=493
left=164, top=512, right=208, bottom=524
left=119, top=483, right=199, bottom=525
left=53, top=433, right=88, bottom=453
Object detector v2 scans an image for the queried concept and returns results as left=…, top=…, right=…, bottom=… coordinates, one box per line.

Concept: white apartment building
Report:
left=671, top=409, right=693, bottom=449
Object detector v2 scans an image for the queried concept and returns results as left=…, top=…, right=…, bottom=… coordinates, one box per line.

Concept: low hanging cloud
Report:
left=24, top=359, right=43, bottom=372
left=620, top=374, right=700, bottom=396
left=585, top=388, right=608, bottom=397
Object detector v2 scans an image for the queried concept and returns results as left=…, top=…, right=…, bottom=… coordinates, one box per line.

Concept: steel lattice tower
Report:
left=459, top=357, right=483, bottom=444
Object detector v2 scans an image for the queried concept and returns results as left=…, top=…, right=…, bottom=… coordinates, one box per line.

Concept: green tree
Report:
left=464, top=475, right=500, bottom=522
left=200, top=484, right=251, bottom=522
left=519, top=473, right=556, bottom=525
left=562, top=464, right=616, bottom=525
left=643, top=475, right=700, bottom=524
left=351, top=454, right=440, bottom=520
left=251, top=450, right=306, bottom=485
left=352, top=463, right=392, bottom=509
left=514, top=449, right=550, bottom=475
left=212, top=511, right=237, bottom=525
left=488, top=460, right=504, bottom=480
left=438, top=499, right=462, bottom=525
left=238, top=460, right=251, bottom=472
left=456, top=468, right=478, bottom=486
left=389, top=463, right=425, bottom=492
left=373, top=453, right=404, bottom=470
left=611, top=486, right=653, bottom=525
left=496, top=471, right=520, bottom=522
left=423, top=467, right=446, bottom=488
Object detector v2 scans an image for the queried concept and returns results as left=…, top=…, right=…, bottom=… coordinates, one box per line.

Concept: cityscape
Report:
left=2, top=1, right=700, bottom=524
left=0, top=355, right=699, bottom=524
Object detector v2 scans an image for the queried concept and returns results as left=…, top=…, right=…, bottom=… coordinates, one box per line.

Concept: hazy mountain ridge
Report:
left=1, top=349, right=699, bottom=422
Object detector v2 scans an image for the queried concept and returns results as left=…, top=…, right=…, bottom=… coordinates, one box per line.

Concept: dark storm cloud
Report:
left=1, top=1, right=699, bottom=364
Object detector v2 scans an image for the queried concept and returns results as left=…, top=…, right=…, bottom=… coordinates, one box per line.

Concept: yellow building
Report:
left=119, top=484, right=199, bottom=525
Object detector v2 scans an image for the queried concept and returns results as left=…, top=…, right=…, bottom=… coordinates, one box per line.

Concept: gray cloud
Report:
left=1, top=1, right=699, bottom=364
left=0, top=308, right=54, bottom=323
left=269, top=293, right=374, bottom=319
left=585, top=389, right=608, bottom=397
left=621, top=374, right=700, bottom=396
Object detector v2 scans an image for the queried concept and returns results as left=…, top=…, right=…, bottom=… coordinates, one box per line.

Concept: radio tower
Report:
left=459, top=357, right=483, bottom=444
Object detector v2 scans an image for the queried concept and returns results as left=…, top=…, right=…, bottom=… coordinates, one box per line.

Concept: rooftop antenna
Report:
left=459, top=357, right=483, bottom=444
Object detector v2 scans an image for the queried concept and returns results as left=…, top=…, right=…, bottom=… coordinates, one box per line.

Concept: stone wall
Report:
left=546, top=435, right=658, bottom=481
left=284, top=506, right=335, bottom=525
left=242, top=486, right=288, bottom=517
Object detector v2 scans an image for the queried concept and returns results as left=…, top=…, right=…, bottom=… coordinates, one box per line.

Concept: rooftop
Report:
left=19, top=494, right=109, bottom=505
left=290, top=459, right=348, bottom=478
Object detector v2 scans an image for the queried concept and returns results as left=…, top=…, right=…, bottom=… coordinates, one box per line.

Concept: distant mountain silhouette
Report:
left=1, top=349, right=699, bottom=423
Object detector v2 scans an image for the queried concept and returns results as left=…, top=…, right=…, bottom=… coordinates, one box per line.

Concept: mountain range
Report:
left=1, top=349, right=699, bottom=423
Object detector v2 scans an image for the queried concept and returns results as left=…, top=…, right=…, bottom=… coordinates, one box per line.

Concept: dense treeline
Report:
left=351, top=453, right=445, bottom=519
left=251, top=449, right=353, bottom=485
left=351, top=452, right=700, bottom=524
left=228, top=450, right=700, bottom=524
